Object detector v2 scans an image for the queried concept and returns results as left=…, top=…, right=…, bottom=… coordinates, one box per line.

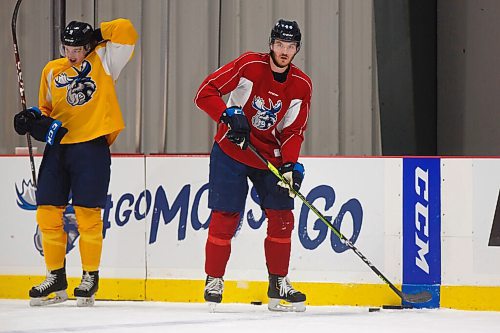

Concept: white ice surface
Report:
left=1, top=299, right=500, bottom=333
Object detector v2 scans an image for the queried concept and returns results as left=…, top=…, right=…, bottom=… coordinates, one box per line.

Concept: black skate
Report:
left=267, top=274, right=306, bottom=312
left=74, top=271, right=99, bottom=307
left=204, top=275, right=224, bottom=312
left=29, top=267, right=68, bottom=306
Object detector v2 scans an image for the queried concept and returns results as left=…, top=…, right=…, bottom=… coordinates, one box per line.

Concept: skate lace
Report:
left=77, top=273, right=95, bottom=291
left=205, top=277, right=224, bottom=294
left=278, top=276, right=298, bottom=297
left=34, top=272, right=57, bottom=292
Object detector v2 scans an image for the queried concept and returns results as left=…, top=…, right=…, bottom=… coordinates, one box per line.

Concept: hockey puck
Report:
left=368, top=307, right=380, bottom=312
left=251, top=301, right=262, bottom=305
left=382, top=305, right=404, bottom=310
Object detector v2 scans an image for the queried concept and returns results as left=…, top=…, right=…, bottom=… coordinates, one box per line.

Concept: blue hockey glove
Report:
left=277, top=162, right=305, bottom=198
left=220, top=106, right=250, bottom=150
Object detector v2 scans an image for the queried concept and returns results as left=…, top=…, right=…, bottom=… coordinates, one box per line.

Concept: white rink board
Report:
left=0, top=156, right=146, bottom=279
left=2, top=155, right=499, bottom=289
left=145, top=156, right=210, bottom=280
left=0, top=156, right=45, bottom=275
left=100, top=156, right=147, bottom=279
left=441, top=158, right=500, bottom=286
left=145, top=156, right=399, bottom=283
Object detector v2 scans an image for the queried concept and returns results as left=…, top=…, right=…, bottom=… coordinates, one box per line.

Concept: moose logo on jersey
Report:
left=251, top=96, right=282, bottom=130
left=55, top=60, right=96, bottom=106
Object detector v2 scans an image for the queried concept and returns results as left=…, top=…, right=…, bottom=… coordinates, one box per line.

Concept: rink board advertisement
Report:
left=0, top=155, right=397, bottom=305
left=1, top=156, right=147, bottom=278
left=402, top=158, right=441, bottom=308
left=144, top=156, right=393, bottom=284
left=1, top=155, right=500, bottom=309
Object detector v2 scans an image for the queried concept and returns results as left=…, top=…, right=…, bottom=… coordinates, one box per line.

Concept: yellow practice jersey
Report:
left=38, top=18, right=138, bottom=145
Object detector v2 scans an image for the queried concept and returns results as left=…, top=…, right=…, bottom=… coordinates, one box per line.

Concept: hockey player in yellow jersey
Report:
left=13, top=18, right=138, bottom=307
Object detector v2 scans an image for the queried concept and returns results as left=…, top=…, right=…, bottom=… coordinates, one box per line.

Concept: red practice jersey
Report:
left=195, top=52, right=312, bottom=169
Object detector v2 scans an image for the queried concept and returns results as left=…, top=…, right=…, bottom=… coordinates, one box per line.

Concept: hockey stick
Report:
left=247, top=143, right=432, bottom=304
left=12, top=0, right=38, bottom=188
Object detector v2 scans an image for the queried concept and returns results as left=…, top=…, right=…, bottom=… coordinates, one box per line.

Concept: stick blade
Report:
left=402, top=290, right=433, bottom=303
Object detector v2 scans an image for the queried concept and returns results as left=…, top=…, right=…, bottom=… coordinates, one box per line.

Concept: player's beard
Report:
left=270, top=50, right=295, bottom=69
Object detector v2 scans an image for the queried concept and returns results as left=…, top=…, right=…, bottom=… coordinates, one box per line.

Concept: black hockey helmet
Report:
left=61, top=21, right=94, bottom=46
left=270, top=19, right=301, bottom=50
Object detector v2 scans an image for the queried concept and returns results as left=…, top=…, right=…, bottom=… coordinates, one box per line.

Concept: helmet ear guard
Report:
left=269, top=19, right=302, bottom=52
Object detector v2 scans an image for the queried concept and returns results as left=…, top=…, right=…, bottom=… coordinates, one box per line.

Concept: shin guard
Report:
left=205, top=211, right=240, bottom=277
left=36, top=205, right=67, bottom=270
left=74, top=206, right=103, bottom=272
left=264, top=209, right=294, bottom=276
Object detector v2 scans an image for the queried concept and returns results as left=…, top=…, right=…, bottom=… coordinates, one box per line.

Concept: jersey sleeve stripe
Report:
left=278, top=98, right=302, bottom=131
left=96, top=43, right=135, bottom=80
left=45, top=69, right=53, bottom=104
left=281, top=99, right=309, bottom=148
left=195, top=58, right=267, bottom=109
left=219, top=60, right=268, bottom=90
left=194, top=66, right=234, bottom=105
left=227, top=77, right=254, bottom=108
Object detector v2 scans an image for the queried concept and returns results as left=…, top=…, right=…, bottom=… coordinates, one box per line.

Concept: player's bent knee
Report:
left=73, top=206, right=102, bottom=232
left=36, top=205, right=65, bottom=231
left=208, top=211, right=241, bottom=239
left=266, top=209, right=294, bottom=238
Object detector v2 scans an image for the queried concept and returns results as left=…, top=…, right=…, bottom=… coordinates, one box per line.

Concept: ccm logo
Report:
left=415, top=167, right=430, bottom=274
left=46, top=121, right=60, bottom=145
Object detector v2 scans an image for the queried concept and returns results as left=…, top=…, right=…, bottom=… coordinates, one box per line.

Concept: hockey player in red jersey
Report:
left=194, top=19, right=312, bottom=312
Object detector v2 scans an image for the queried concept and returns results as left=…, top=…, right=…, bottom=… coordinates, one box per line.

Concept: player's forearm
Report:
left=195, top=94, right=227, bottom=122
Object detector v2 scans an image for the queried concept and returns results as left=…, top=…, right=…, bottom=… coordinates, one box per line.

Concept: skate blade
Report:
left=207, top=302, right=219, bottom=313
left=76, top=295, right=95, bottom=307
left=268, top=298, right=306, bottom=312
left=30, top=290, right=68, bottom=307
